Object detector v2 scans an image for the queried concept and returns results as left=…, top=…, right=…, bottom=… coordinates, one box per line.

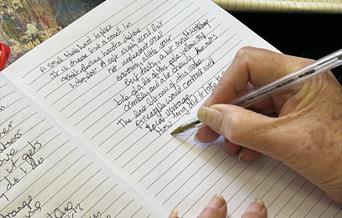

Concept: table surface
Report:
left=231, top=12, right=342, bottom=83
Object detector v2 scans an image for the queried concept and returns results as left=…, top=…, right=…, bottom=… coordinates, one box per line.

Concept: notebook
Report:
left=213, top=0, right=342, bottom=13
left=1, top=0, right=341, bottom=217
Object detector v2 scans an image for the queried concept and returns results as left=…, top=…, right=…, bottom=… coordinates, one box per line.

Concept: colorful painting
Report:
left=0, top=0, right=104, bottom=64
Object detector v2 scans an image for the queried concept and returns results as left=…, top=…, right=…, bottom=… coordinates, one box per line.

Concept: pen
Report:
left=171, top=48, right=342, bottom=136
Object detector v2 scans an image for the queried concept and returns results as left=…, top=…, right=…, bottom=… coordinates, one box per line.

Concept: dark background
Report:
left=231, top=12, right=342, bottom=84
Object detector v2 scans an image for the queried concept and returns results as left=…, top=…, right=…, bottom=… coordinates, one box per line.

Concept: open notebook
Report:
left=0, top=0, right=341, bottom=217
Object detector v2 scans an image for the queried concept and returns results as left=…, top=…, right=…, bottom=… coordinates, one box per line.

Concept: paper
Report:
left=213, top=0, right=342, bottom=13
left=0, top=76, right=157, bottom=217
left=2, top=0, right=341, bottom=217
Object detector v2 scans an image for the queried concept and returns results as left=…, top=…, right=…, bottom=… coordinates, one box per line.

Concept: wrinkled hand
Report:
left=169, top=196, right=267, bottom=218
left=196, top=47, right=342, bottom=204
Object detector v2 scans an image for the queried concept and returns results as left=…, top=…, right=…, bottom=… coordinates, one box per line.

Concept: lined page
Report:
left=3, top=0, right=341, bottom=217
left=213, top=0, right=342, bottom=13
left=0, top=75, right=157, bottom=217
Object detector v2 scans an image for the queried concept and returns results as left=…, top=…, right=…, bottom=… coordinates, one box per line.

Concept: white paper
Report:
left=0, top=76, right=157, bottom=217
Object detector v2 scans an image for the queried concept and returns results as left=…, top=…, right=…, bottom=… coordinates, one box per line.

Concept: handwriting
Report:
left=0, top=140, right=44, bottom=202
left=109, top=19, right=218, bottom=135
left=22, top=141, right=44, bottom=170
left=0, top=195, right=41, bottom=218
left=0, top=148, right=18, bottom=167
left=0, top=148, right=19, bottom=201
left=4, top=175, right=20, bottom=194
left=0, top=105, right=5, bottom=112
left=89, top=212, right=112, bottom=218
left=46, top=201, right=83, bottom=218
left=0, top=121, right=13, bottom=138
left=37, top=16, right=217, bottom=136
left=0, top=129, right=23, bottom=154
left=40, top=19, right=165, bottom=90
left=5, top=158, right=19, bottom=173
left=39, top=19, right=129, bottom=72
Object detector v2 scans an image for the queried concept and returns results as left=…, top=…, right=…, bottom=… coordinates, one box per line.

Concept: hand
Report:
left=196, top=47, right=342, bottom=204
left=169, top=196, right=267, bottom=218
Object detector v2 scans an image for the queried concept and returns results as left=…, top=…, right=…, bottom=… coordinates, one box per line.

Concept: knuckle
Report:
left=235, top=46, right=253, bottom=60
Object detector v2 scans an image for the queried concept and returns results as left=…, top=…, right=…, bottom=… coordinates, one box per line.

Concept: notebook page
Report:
left=3, top=0, right=341, bottom=217
left=0, top=75, right=157, bottom=217
left=213, top=0, right=342, bottom=13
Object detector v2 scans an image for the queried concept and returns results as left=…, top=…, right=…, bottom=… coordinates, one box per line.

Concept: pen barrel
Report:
left=232, top=49, right=342, bottom=108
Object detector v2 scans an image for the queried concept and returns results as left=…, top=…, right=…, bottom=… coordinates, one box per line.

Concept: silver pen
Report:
left=171, top=48, right=342, bottom=136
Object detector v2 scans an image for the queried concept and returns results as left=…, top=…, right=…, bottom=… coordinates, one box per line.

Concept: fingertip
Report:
left=195, top=126, right=219, bottom=143
left=242, top=199, right=267, bottom=218
left=248, top=199, right=266, bottom=212
left=168, top=208, right=179, bottom=218
left=198, top=195, right=227, bottom=218
left=223, top=139, right=241, bottom=155
left=207, top=195, right=226, bottom=208
left=238, top=149, right=261, bottom=161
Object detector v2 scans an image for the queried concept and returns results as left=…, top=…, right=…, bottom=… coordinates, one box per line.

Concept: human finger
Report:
left=197, top=195, right=227, bottom=218
left=205, top=46, right=311, bottom=106
left=195, top=125, right=219, bottom=143
left=241, top=199, right=267, bottom=218
left=239, top=148, right=262, bottom=161
left=168, top=209, right=179, bottom=218
left=223, top=139, right=241, bottom=155
left=197, top=104, right=282, bottom=158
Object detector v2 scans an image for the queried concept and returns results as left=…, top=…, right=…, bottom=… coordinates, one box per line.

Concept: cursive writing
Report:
left=0, top=129, right=23, bottom=154
left=0, top=121, right=13, bottom=138
left=22, top=141, right=44, bottom=170
left=89, top=212, right=111, bottom=218
left=110, top=19, right=217, bottom=135
left=0, top=195, right=41, bottom=218
left=0, top=105, right=5, bottom=112
left=46, top=201, right=83, bottom=218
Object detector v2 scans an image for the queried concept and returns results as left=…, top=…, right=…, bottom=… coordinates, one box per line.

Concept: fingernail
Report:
left=197, top=106, right=210, bottom=122
left=238, top=149, right=245, bottom=161
left=207, top=195, right=226, bottom=208
left=245, top=198, right=265, bottom=212
left=193, top=134, right=200, bottom=142
left=169, top=208, right=179, bottom=218
left=197, top=106, right=222, bottom=132
left=254, top=198, right=264, bottom=205
left=242, top=198, right=267, bottom=218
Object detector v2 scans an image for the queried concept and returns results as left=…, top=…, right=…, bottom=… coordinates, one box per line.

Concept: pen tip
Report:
left=170, top=126, right=183, bottom=136
left=171, top=120, right=201, bottom=136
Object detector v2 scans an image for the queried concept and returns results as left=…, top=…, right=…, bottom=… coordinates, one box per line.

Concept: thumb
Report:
left=197, top=104, right=283, bottom=156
